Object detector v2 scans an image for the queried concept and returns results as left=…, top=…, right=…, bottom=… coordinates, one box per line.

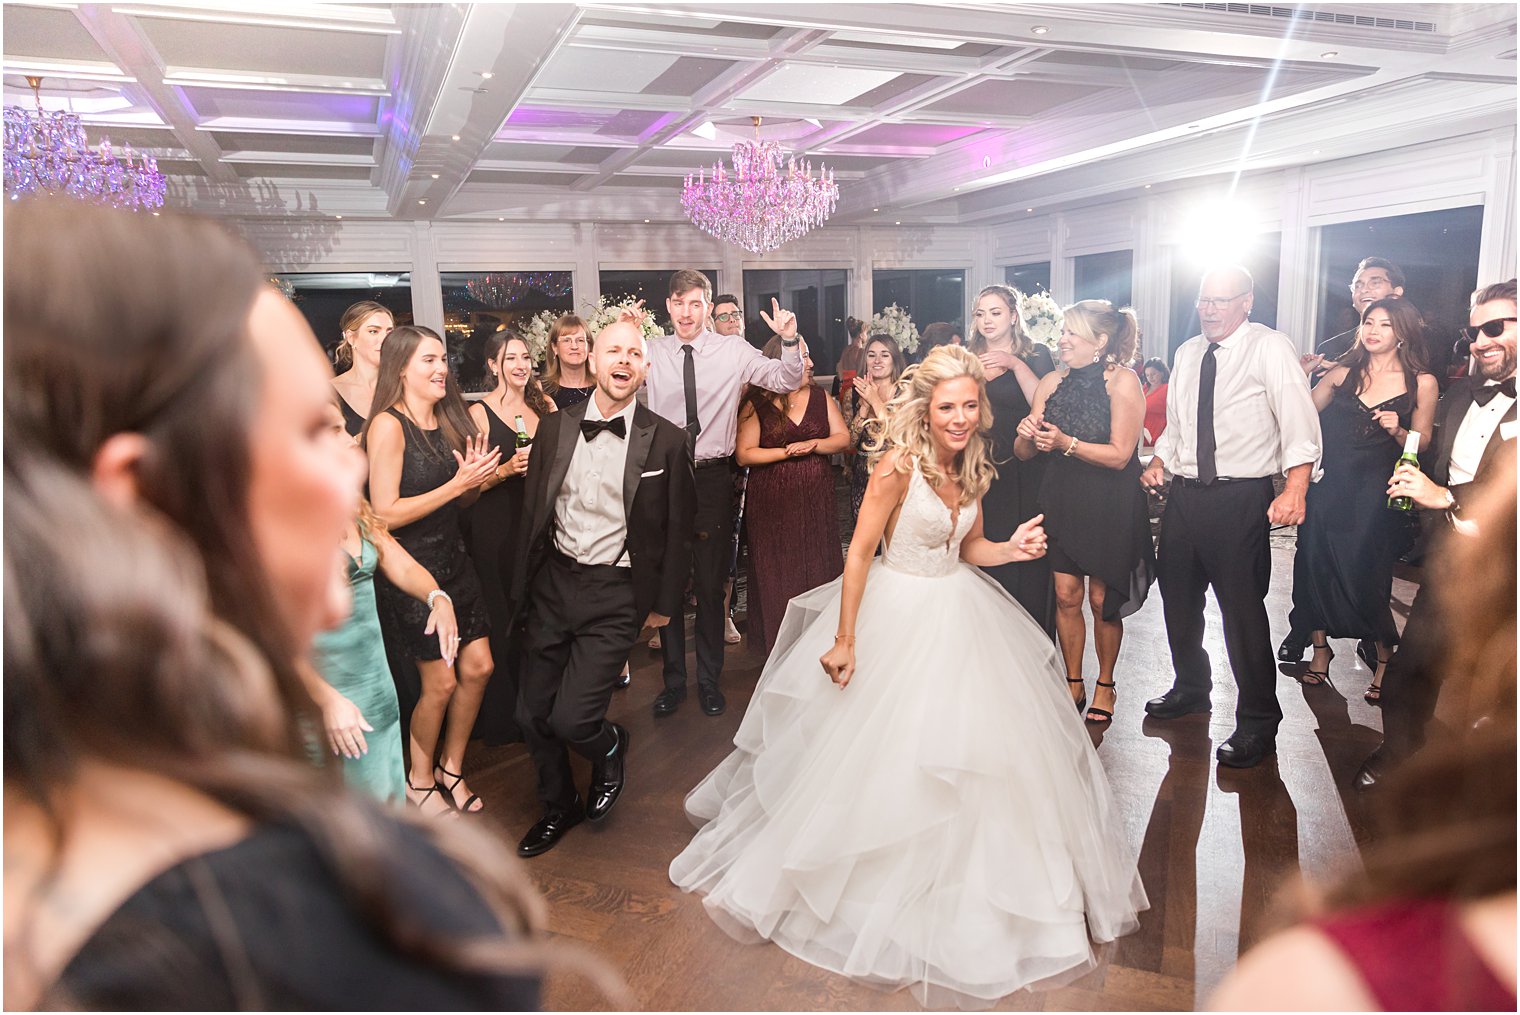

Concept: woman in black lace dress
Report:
left=365, top=326, right=500, bottom=815
left=1287, top=298, right=1437, bottom=701
left=1016, top=300, right=1154, bottom=724
left=971, top=284, right=1057, bottom=637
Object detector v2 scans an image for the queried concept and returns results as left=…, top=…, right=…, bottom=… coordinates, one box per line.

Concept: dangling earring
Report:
left=1092, top=349, right=1101, bottom=364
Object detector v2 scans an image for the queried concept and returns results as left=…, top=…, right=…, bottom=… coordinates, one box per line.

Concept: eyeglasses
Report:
left=1349, top=279, right=1393, bottom=293
left=713, top=311, right=742, bottom=322
left=1195, top=292, right=1250, bottom=311
left=1459, top=318, right=1517, bottom=343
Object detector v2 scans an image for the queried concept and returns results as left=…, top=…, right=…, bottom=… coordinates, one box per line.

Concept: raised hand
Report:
left=452, top=434, right=502, bottom=491
left=758, top=297, right=798, bottom=340
left=617, top=299, right=648, bottom=326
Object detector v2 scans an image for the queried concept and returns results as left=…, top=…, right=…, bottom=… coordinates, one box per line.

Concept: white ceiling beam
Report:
left=70, top=5, right=239, bottom=183
left=160, top=67, right=389, bottom=96
left=194, top=116, right=381, bottom=136
left=110, top=2, right=401, bottom=35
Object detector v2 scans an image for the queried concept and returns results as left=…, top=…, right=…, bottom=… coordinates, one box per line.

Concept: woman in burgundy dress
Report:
left=737, top=337, right=851, bottom=654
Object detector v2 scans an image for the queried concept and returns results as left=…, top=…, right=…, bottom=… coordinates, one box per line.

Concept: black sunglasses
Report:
left=1459, top=317, right=1517, bottom=343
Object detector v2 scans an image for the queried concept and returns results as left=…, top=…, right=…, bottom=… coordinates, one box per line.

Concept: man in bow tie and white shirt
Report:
left=1356, top=277, right=1517, bottom=791
left=510, top=321, right=695, bottom=857
left=641, top=269, right=805, bottom=719
left=1141, top=265, right=1323, bottom=769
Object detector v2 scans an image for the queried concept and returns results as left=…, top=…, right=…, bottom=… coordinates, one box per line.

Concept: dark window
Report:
left=1072, top=249, right=1133, bottom=309
left=275, top=272, right=414, bottom=368
left=1166, top=234, right=1282, bottom=360
left=742, top=269, right=851, bottom=363
left=440, top=271, right=574, bottom=392
left=872, top=268, right=967, bottom=352
left=599, top=268, right=721, bottom=333
left=1316, top=206, right=1483, bottom=379
left=1005, top=261, right=1052, bottom=295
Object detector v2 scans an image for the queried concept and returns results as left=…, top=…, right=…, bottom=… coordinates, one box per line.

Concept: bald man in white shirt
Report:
left=1141, top=266, right=1323, bottom=769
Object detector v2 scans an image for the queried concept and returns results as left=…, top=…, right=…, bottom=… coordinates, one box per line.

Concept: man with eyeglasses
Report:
left=1140, top=266, right=1322, bottom=769
left=1305, top=257, right=1407, bottom=381
left=711, top=295, right=745, bottom=339
left=709, top=293, right=748, bottom=648
left=1355, top=278, right=1517, bottom=792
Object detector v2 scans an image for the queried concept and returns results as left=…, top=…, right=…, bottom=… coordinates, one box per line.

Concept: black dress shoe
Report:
left=1277, top=631, right=1308, bottom=663
left=516, top=801, right=585, bottom=858
left=1356, top=638, right=1379, bottom=672
left=616, top=669, right=632, bottom=689
left=1354, top=744, right=1399, bottom=792
left=652, top=687, right=686, bottom=718
left=1144, top=687, right=1212, bottom=720
left=698, top=684, right=726, bottom=717
left=1216, top=730, right=1276, bottom=768
left=586, top=724, right=628, bottom=823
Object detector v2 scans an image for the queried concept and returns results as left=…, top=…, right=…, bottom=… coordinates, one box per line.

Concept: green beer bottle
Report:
left=514, top=414, right=532, bottom=449
left=1387, top=430, right=1420, bottom=511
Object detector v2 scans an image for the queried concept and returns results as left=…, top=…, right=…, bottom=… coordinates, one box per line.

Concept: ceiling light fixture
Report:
left=464, top=272, right=572, bottom=308
left=418, top=198, right=426, bottom=204
left=480, top=71, right=494, bottom=79
left=1026, top=207, right=1034, bottom=212
left=1320, top=51, right=1338, bottom=58
left=1031, top=25, right=1050, bottom=34
left=681, top=115, right=838, bottom=254
left=430, top=173, right=439, bottom=179
left=1143, top=184, right=1151, bottom=189
left=335, top=214, right=343, bottom=219
left=2, top=76, right=166, bottom=210
left=451, top=134, right=460, bottom=141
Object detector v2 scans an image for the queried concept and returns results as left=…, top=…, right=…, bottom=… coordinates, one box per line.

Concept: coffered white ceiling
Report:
left=3, top=2, right=1515, bottom=225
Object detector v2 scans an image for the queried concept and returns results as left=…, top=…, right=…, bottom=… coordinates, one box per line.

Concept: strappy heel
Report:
left=1299, top=639, right=1334, bottom=686
left=1067, top=677, right=1087, bottom=715
left=1365, top=649, right=1389, bottom=705
left=1085, top=680, right=1116, bottom=724
left=434, top=765, right=484, bottom=813
left=407, top=780, right=454, bottom=818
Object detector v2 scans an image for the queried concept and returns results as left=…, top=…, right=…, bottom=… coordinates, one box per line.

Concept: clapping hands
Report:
left=451, top=433, right=502, bottom=492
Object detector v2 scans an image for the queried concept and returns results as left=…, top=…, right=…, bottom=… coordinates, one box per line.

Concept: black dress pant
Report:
left=1157, top=477, right=1280, bottom=735
left=517, top=553, right=639, bottom=813
left=662, top=460, right=734, bottom=691
left=1378, top=563, right=1444, bottom=760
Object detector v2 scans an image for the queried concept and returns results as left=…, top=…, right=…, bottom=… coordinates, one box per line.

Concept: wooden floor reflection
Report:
left=465, top=546, right=1402, bottom=1010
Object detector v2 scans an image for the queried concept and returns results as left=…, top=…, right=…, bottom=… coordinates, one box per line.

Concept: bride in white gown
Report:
left=669, top=346, right=1147, bottom=1009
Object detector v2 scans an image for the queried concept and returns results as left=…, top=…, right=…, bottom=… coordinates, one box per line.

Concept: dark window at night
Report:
left=600, top=268, right=722, bottom=333
left=275, top=272, right=414, bottom=368
left=440, top=271, right=574, bottom=392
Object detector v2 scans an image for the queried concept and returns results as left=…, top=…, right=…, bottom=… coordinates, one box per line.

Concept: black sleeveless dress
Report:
left=1039, top=362, right=1155, bottom=622
left=549, top=383, right=594, bottom=410
left=374, top=408, right=490, bottom=660
left=338, top=394, right=367, bottom=438
left=462, top=404, right=526, bottom=743
left=981, top=345, right=1057, bottom=638
left=1288, top=385, right=1417, bottom=645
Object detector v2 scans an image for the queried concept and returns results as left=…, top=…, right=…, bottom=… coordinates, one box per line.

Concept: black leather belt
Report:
left=1173, top=476, right=1271, bottom=488
left=549, top=550, right=630, bottom=575
left=695, top=456, right=733, bottom=471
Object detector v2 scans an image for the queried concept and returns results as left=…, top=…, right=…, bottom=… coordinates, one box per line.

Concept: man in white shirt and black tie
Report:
left=1141, top=265, right=1323, bottom=769
left=1355, top=277, right=1517, bottom=791
left=642, top=269, right=805, bottom=719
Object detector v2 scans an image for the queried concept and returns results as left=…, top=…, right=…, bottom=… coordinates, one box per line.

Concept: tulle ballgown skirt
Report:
left=669, top=560, right=1148, bottom=1009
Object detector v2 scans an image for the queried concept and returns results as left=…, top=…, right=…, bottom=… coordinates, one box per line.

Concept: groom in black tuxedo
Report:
left=511, top=320, right=695, bottom=856
left=1357, top=277, right=1516, bottom=790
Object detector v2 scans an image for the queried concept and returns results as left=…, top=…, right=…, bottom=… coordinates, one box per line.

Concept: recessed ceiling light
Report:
left=644, top=219, right=651, bottom=223
left=1320, top=50, right=1338, bottom=59
left=953, top=186, right=960, bottom=191
left=1186, top=123, right=1201, bottom=130
left=1143, top=184, right=1151, bottom=189
left=1031, top=25, right=1050, bottom=34
left=497, top=217, right=505, bottom=221
left=895, top=220, right=902, bottom=225
left=451, top=134, right=460, bottom=142
left=1026, top=207, right=1034, bottom=212
left=872, top=207, right=879, bottom=212
left=480, top=71, right=494, bottom=79
left=430, top=173, right=440, bottom=179
left=335, top=214, right=343, bottom=219
left=152, top=211, right=160, bottom=216
left=418, top=199, right=426, bottom=205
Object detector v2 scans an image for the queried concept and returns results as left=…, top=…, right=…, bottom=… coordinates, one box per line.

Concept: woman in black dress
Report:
left=1016, top=300, right=1154, bottom=724
left=331, top=300, right=395, bottom=436
left=1288, top=298, right=1437, bottom=700
left=970, top=284, right=1057, bottom=637
left=541, top=313, right=595, bottom=409
left=840, top=334, right=906, bottom=525
left=366, top=326, right=500, bottom=815
left=466, top=330, right=555, bottom=742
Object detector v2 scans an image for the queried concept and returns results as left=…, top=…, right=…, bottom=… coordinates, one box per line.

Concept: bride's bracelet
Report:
left=834, top=635, right=856, bottom=643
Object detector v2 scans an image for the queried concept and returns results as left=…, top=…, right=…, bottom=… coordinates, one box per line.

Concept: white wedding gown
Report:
left=669, top=464, right=1148, bottom=1009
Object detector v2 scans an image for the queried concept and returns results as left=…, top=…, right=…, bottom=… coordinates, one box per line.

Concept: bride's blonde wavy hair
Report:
left=862, top=345, right=996, bottom=505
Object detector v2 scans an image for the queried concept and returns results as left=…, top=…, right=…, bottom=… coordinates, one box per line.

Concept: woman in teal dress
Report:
left=308, top=403, right=460, bottom=805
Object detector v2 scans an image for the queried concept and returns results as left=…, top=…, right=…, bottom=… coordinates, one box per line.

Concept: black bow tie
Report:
left=1473, top=377, right=1517, bottom=406
left=581, top=416, right=627, bottom=441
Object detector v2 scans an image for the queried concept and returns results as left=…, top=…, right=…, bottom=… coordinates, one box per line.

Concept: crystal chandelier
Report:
left=681, top=117, right=838, bottom=254
left=463, top=272, right=572, bottom=308
left=3, top=77, right=166, bottom=211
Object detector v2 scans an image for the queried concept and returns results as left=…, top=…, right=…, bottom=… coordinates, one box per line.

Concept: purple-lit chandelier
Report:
left=464, top=272, right=573, bottom=309
left=3, top=77, right=166, bottom=210
left=681, top=117, right=838, bottom=254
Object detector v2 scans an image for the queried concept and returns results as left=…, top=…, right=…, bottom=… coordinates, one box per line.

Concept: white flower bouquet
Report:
left=583, top=295, right=667, bottom=345
left=518, top=309, right=559, bottom=365
left=869, top=303, right=920, bottom=355
left=1015, top=289, right=1064, bottom=350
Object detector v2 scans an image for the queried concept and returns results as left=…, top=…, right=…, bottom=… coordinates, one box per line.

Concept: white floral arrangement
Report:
left=1015, top=289, right=1064, bottom=350
left=869, top=303, right=920, bottom=355
left=518, top=309, right=559, bottom=364
left=583, top=295, right=666, bottom=345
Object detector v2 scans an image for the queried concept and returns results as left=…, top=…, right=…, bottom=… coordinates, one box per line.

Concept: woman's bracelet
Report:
left=426, top=589, right=452, bottom=611
left=834, top=634, right=855, bottom=643
left=1064, top=437, right=1079, bottom=457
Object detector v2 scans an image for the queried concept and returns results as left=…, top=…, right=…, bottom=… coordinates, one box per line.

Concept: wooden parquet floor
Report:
left=462, top=545, right=1405, bottom=1011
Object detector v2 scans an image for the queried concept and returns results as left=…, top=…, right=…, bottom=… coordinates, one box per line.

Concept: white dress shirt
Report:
left=553, top=395, right=636, bottom=567
left=1448, top=382, right=1515, bottom=486
left=1154, top=321, right=1322, bottom=480
left=646, top=329, right=805, bottom=460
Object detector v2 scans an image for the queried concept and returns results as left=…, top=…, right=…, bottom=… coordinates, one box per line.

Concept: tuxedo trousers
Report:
left=517, top=553, right=638, bottom=812
left=662, top=460, right=734, bottom=691
left=1157, top=477, right=1281, bottom=735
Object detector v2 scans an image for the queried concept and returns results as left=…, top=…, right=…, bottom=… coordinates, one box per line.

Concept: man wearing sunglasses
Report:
left=1357, top=277, right=1517, bottom=791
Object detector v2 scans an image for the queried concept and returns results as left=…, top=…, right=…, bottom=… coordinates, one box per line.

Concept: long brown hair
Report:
left=484, top=330, right=553, bottom=420
left=364, top=325, right=478, bottom=453
left=743, top=334, right=812, bottom=418
left=1339, top=297, right=1430, bottom=399
left=540, top=314, right=589, bottom=395
left=335, top=300, right=393, bottom=370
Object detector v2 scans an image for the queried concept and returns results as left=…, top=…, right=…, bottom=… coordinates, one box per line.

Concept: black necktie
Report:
left=682, top=344, right=702, bottom=447
left=1472, top=376, right=1516, bottom=406
left=1197, top=343, right=1220, bottom=484
left=580, top=416, right=626, bottom=441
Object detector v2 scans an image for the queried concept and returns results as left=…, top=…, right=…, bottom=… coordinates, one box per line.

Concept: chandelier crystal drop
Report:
left=681, top=117, right=839, bottom=254
left=3, top=77, right=166, bottom=211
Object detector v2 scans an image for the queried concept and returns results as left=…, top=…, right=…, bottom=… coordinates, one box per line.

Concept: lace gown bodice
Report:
left=882, top=465, right=978, bottom=578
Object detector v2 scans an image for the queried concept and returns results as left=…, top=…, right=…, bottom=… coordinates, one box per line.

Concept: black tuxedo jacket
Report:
left=511, top=398, right=695, bottom=622
left=1427, top=376, right=1516, bottom=510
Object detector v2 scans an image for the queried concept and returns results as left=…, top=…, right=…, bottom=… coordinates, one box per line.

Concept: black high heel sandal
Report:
left=407, top=781, right=454, bottom=818
left=1067, top=677, right=1086, bottom=715
left=1299, top=639, right=1334, bottom=686
left=434, top=765, right=484, bottom=813
left=1085, top=680, right=1116, bottom=724
left=1365, top=651, right=1389, bottom=704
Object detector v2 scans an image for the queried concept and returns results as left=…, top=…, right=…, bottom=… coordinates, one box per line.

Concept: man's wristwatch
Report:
left=781, top=337, right=800, bottom=347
